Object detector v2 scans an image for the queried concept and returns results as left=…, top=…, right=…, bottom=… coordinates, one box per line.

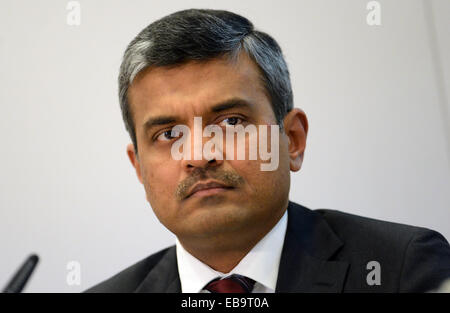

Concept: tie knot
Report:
left=204, top=274, right=255, bottom=293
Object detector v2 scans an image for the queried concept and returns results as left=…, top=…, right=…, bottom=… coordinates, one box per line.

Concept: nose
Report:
left=183, top=157, right=221, bottom=170
left=180, top=129, right=224, bottom=171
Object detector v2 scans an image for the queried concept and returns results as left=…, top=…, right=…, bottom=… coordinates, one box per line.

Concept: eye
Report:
left=155, top=128, right=181, bottom=142
left=219, top=116, right=243, bottom=126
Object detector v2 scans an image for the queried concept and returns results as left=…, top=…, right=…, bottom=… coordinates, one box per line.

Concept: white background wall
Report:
left=0, top=0, right=448, bottom=292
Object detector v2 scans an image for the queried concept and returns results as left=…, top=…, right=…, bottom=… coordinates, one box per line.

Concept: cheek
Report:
left=229, top=144, right=290, bottom=200
left=140, top=160, right=177, bottom=210
left=229, top=159, right=273, bottom=194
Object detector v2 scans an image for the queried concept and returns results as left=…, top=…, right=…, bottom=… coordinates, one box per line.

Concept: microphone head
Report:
left=3, top=254, right=39, bottom=293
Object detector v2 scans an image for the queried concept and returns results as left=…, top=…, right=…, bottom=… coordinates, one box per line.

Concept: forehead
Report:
left=127, top=52, right=271, bottom=123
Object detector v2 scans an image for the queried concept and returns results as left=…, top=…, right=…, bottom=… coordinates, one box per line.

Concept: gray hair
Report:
left=119, top=9, right=293, bottom=152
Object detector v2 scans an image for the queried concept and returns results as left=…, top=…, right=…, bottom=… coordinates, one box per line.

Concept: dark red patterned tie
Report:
left=204, top=274, right=255, bottom=293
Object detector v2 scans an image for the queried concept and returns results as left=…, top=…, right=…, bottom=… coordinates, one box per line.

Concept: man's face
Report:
left=127, top=53, right=303, bottom=243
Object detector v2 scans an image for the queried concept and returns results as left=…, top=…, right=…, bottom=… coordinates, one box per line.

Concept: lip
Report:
left=186, top=181, right=234, bottom=199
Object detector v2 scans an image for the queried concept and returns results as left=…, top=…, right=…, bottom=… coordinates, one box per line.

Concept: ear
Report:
left=283, top=108, right=309, bottom=172
left=127, top=143, right=144, bottom=184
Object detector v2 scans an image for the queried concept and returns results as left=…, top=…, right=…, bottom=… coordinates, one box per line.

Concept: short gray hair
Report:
left=119, top=9, right=293, bottom=152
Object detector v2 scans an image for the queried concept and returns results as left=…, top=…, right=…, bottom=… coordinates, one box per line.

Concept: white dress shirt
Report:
left=176, top=210, right=288, bottom=293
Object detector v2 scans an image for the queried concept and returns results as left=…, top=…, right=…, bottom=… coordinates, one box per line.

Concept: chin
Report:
left=180, top=203, right=250, bottom=235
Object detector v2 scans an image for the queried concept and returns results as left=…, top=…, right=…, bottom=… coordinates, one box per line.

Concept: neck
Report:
left=177, top=208, right=286, bottom=273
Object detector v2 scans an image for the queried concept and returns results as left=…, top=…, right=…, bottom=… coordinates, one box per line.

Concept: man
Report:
left=86, top=9, right=450, bottom=293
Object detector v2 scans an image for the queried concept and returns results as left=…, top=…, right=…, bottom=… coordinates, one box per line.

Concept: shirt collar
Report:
left=176, top=210, right=288, bottom=293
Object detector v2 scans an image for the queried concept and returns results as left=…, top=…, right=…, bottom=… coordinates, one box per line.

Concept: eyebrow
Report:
left=143, top=116, right=178, bottom=132
left=142, top=97, right=254, bottom=132
left=210, top=98, right=254, bottom=113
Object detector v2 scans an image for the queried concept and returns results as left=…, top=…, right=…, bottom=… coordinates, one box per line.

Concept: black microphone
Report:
left=3, top=254, right=39, bottom=293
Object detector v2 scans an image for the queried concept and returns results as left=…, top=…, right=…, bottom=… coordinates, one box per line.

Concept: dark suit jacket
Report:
left=85, top=201, right=450, bottom=292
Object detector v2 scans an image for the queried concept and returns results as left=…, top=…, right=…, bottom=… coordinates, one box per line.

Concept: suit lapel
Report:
left=275, top=201, right=349, bottom=292
left=134, top=246, right=181, bottom=293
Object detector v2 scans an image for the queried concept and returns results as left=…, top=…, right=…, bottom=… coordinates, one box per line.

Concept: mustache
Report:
left=175, top=168, right=244, bottom=200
